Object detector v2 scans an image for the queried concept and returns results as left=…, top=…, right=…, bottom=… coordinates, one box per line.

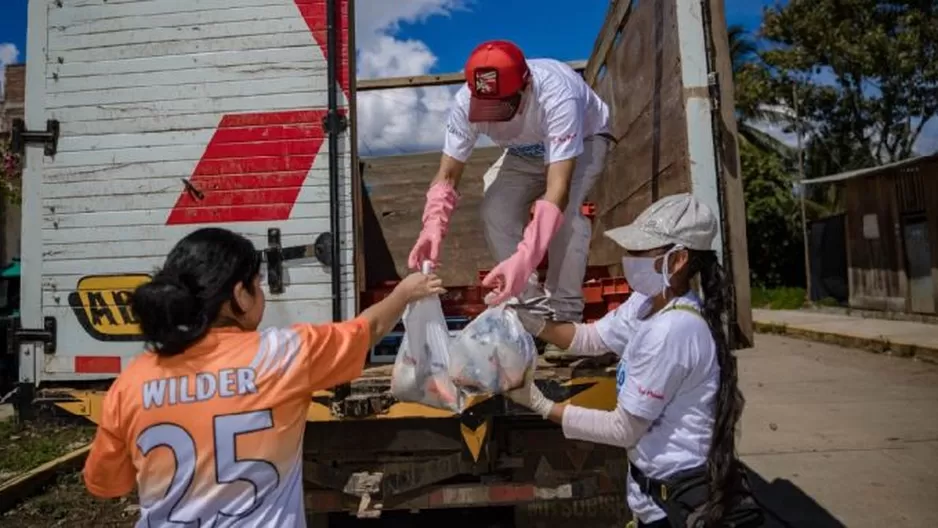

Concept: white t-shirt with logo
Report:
left=442, top=58, right=610, bottom=165
left=593, top=292, right=719, bottom=524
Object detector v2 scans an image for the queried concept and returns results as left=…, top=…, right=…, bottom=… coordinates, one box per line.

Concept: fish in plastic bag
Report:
left=447, top=304, right=537, bottom=396
left=390, top=266, right=463, bottom=412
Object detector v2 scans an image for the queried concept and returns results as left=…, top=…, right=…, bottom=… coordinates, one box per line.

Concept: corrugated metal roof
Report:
left=802, top=153, right=938, bottom=186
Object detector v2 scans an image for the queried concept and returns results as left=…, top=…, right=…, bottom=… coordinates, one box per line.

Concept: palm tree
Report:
left=728, top=24, right=758, bottom=76
left=727, top=25, right=795, bottom=161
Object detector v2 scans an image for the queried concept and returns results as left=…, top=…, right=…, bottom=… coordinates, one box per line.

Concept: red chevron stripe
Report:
left=166, top=110, right=329, bottom=225
left=295, top=0, right=351, bottom=96
left=165, top=1, right=349, bottom=226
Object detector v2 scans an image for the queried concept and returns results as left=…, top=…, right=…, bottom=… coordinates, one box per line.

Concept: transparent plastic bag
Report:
left=390, top=263, right=538, bottom=412
left=390, top=265, right=463, bottom=412
left=447, top=304, right=537, bottom=396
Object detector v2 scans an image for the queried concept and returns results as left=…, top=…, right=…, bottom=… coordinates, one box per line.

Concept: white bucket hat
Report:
left=604, top=193, right=717, bottom=251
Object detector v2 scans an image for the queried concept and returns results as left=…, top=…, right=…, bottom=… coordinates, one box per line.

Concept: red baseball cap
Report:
left=464, top=40, right=530, bottom=122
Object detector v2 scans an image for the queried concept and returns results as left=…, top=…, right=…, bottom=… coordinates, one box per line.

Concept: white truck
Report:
left=14, top=0, right=359, bottom=409
left=11, top=0, right=750, bottom=525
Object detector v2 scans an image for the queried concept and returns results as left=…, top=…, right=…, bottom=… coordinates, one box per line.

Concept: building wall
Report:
left=844, top=159, right=938, bottom=313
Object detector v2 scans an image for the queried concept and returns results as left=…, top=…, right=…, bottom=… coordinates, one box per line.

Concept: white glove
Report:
left=506, top=368, right=554, bottom=419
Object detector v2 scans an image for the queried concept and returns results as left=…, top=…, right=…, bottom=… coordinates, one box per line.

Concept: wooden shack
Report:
left=805, top=154, right=938, bottom=314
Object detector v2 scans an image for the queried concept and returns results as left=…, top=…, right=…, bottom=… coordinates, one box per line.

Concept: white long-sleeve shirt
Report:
left=560, top=292, right=719, bottom=524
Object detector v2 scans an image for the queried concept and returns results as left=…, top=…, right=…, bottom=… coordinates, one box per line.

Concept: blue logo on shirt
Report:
left=616, top=358, right=628, bottom=395
left=507, top=143, right=546, bottom=158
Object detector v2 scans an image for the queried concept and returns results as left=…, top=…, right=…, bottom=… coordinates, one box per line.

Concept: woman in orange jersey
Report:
left=82, top=227, right=444, bottom=527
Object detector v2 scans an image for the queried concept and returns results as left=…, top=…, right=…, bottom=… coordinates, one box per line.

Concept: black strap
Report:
left=630, top=462, right=670, bottom=501
left=595, top=131, right=618, bottom=144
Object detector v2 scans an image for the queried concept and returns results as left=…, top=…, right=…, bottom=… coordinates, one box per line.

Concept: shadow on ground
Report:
left=745, top=463, right=846, bottom=528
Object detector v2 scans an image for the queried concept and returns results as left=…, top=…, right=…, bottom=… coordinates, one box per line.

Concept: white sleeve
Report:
left=544, top=97, right=585, bottom=164
left=561, top=397, right=652, bottom=449
left=442, top=94, right=478, bottom=163
left=620, top=326, right=688, bottom=421
left=593, top=301, right=640, bottom=358
left=568, top=323, right=612, bottom=356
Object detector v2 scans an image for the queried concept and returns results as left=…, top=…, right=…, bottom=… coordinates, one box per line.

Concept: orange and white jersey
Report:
left=83, top=317, right=371, bottom=527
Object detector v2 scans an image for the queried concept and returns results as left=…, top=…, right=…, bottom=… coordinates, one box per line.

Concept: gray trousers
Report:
left=480, top=136, right=610, bottom=322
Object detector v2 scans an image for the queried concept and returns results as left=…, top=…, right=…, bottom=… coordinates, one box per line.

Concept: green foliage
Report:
left=739, top=140, right=806, bottom=288
left=731, top=3, right=937, bottom=290
left=751, top=286, right=808, bottom=310
left=759, top=0, right=938, bottom=171
left=0, top=138, right=22, bottom=205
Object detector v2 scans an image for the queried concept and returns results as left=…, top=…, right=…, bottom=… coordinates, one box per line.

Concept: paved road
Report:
left=738, top=334, right=938, bottom=528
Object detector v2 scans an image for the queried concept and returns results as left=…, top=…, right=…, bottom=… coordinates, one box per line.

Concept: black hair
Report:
left=131, top=227, right=261, bottom=357
left=688, top=249, right=745, bottom=527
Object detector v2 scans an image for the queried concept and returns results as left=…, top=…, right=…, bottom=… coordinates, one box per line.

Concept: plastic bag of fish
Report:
left=391, top=300, right=536, bottom=413
left=390, top=291, right=463, bottom=412
left=446, top=304, right=536, bottom=397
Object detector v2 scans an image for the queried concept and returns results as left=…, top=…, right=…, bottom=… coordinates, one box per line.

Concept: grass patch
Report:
left=3, top=470, right=137, bottom=527
left=751, top=287, right=808, bottom=310
left=0, top=418, right=95, bottom=481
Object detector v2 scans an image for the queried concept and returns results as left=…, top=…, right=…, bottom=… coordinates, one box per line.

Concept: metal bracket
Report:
left=313, top=232, right=333, bottom=268
left=265, top=228, right=285, bottom=295
left=11, top=119, right=60, bottom=156
left=322, top=111, right=348, bottom=135
left=707, top=72, right=721, bottom=111
left=343, top=471, right=384, bottom=519
left=262, top=229, right=335, bottom=295
left=13, top=316, right=58, bottom=355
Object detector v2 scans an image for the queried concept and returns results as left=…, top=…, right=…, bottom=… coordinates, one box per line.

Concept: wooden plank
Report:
left=356, top=60, right=587, bottom=91
left=706, top=0, right=753, bottom=344
left=49, top=19, right=310, bottom=52
left=584, top=0, right=633, bottom=87
left=0, top=445, right=91, bottom=513
left=587, top=0, right=688, bottom=266
left=362, top=147, right=505, bottom=286
left=48, top=0, right=289, bottom=25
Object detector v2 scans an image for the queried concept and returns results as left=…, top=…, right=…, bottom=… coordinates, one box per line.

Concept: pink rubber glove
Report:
left=483, top=200, right=564, bottom=305
left=408, top=182, right=459, bottom=270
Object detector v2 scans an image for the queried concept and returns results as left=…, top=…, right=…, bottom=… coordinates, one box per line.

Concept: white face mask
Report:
left=622, top=245, right=684, bottom=297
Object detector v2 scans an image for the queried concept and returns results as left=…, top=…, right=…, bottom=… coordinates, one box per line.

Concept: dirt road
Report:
left=739, top=334, right=938, bottom=528
left=4, top=333, right=938, bottom=527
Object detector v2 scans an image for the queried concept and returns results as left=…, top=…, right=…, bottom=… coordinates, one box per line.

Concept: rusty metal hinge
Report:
left=11, top=119, right=60, bottom=156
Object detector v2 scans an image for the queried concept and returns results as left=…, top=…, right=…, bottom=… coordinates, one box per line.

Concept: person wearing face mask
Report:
left=407, top=40, right=613, bottom=347
left=504, top=193, right=763, bottom=528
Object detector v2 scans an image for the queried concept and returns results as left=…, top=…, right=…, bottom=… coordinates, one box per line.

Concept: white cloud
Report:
left=0, top=43, right=20, bottom=99
left=913, top=117, right=938, bottom=156
left=354, top=0, right=469, bottom=156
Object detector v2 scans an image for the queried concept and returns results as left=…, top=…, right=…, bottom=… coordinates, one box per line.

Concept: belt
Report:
left=595, top=131, right=618, bottom=144
left=630, top=463, right=671, bottom=501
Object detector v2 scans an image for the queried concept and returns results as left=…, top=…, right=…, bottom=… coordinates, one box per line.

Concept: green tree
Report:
left=0, top=138, right=21, bottom=204
left=739, top=140, right=805, bottom=287
left=730, top=26, right=805, bottom=287
left=760, top=0, right=938, bottom=175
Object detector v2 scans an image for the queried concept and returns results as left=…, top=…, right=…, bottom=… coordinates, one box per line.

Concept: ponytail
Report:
left=132, top=273, right=211, bottom=357
left=690, top=250, right=745, bottom=527
left=131, top=228, right=261, bottom=357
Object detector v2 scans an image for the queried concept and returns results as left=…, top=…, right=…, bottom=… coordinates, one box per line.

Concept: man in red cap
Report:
left=408, top=40, right=612, bottom=331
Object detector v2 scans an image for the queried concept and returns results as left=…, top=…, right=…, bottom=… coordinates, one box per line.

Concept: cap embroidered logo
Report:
left=474, top=69, right=499, bottom=96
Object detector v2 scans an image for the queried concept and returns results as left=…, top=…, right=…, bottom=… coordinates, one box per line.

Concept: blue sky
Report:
left=3, top=0, right=932, bottom=155
left=0, top=0, right=773, bottom=73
